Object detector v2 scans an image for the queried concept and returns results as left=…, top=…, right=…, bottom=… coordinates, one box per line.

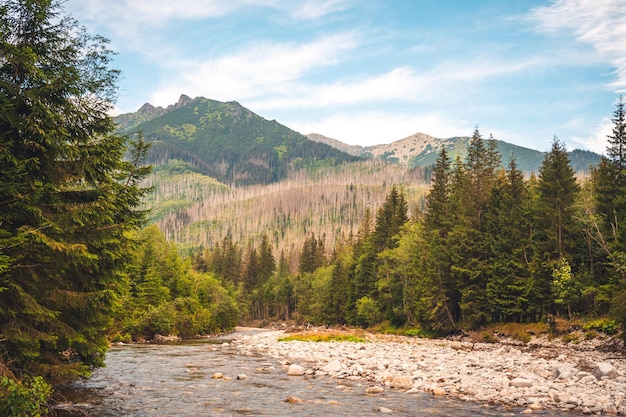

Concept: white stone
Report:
left=323, top=360, right=343, bottom=373
left=593, top=363, right=617, bottom=380
left=287, top=364, right=306, bottom=376
left=510, top=377, right=533, bottom=388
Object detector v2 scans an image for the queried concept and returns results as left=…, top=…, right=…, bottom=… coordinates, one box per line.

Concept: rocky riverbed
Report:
left=232, top=328, right=626, bottom=415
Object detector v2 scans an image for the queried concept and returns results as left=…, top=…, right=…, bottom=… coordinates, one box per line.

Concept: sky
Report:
left=64, top=0, right=626, bottom=154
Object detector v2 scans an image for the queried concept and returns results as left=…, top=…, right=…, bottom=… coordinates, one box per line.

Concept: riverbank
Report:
left=232, top=327, right=626, bottom=415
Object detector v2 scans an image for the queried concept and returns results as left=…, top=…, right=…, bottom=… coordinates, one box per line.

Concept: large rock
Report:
left=287, top=364, right=306, bottom=376
left=593, top=363, right=617, bottom=380
left=365, top=386, right=385, bottom=394
left=323, top=360, right=343, bottom=373
left=552, top=365, right=576, bottom=380
left=510, top=377, right=533, bottom=388
left=390, top=376, right=413, bottom=390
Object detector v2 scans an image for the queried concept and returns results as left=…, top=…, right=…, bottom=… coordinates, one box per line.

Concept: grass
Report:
left=488, top=322, right=551, bottom=343
left=278, top=331, right=367, bottom=343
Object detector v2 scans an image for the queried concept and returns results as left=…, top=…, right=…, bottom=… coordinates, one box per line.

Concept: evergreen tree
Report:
left=606, top=96, right=626, bottom=172
left=485, top=160, right=532, bottom=321
left=420, top=148, right=459, bottom=330
left=450, top=128, right=501, bottom=326
left=530, top=138, right=579, bottom=318
left=298, top=232, right=324, bottom=274
left=0, top=0, right=150, bottom=380
left=258, top=233, right=276, bottom=284
left=594, top=97, right=626, bottom=248
left=372, top=185, right=408, bottom=252
left=243, top=244, right=259, bottom=292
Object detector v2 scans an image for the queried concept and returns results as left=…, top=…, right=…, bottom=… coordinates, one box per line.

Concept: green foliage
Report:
left=552, top=258, right=581, bottom=319
left=0, top=376, right=51, bottom=417
left=0, top=0, right=151, bottom=382
left=112, top=226, right=240, bottom=340
left=355, top=296, right=381, bottom=327
left=118, top=98, right=361, bottom=186
left=583, top=318, right=619, bottom=335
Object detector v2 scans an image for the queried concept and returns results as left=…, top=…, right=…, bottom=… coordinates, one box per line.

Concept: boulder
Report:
left=285, top=396, right=304, bottom=403
left=366, top=386, right=385, bottom=394
left=390, top=376, right=413, bottom=390
left=593, top=363, right=617, bottom=380
left=323, top=360, right=343, bottom=373
left=287, top=364, right=306, bottom=376
left=510, top=377, right=533, bottom=388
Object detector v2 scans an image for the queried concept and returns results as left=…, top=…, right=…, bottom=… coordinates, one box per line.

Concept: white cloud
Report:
left=530, top=0, right=626, bottom=92
left=570, top=117, right=611, bottom=154
left=288, top=111, right=469, bottom=146
left=284, top=0, right=352, bottom=20
left=149, top=33, right=358, bottom=106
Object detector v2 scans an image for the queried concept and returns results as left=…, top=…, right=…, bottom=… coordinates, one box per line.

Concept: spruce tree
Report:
left=485, top=160, right=532, bottom=321
left=0, top=0, right=150, bottom=380
left=421, top=148, right=459, bottom=330
left=530, top=138, right=579, bottom=318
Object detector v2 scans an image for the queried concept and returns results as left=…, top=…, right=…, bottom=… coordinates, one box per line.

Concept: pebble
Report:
left=234, top=329, right=625, bottom=414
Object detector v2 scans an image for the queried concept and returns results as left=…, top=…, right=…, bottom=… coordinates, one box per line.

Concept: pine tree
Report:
left=594, top=96, right=626, bottom=248
left=0, top=0, right=150, bottom=380
left=530, top=138, right=580, bottom=318
left=606, top=96, right=626, bottom=172
left=485, top=160, right=532, bottom=321
left=450, top=128, right=502, bottom=326
left=258, top=233, right=275, bottom=284
left=420, top=148, right=459, bottom=330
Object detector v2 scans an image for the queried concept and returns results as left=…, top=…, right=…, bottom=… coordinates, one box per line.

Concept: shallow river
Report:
left=59, top=330, right=582, bottom=416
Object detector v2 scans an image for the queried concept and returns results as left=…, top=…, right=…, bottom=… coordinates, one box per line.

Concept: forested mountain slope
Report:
left=116, top=95, right=361, bottom=186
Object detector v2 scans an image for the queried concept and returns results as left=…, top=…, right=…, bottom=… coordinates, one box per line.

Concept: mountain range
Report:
left=117, top=95, right=601, bottom=184
left=307, top=132, right=601, bottom=174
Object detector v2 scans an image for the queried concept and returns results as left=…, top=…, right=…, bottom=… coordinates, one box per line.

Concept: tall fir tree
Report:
left=421, top=148, right=459, bottom=330
left=0, top=0, right=150, bottom=381
left=530, top=138, right=579, bottom=318
left=485, top=160, right=532, bottom=321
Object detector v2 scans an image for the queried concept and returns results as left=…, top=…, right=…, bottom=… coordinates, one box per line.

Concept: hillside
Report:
left=145, top=159, right=430, bottom=260
left=307, top=132, right=602, bottom=173
left=116, top=96, right=361, bottom=186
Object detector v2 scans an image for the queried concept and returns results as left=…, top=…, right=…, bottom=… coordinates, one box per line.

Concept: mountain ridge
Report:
left=116, top=94, right=601, bottom=178
left=115, top=95, right=361, bottom=186
left=307, top=131, right=601, bottom=173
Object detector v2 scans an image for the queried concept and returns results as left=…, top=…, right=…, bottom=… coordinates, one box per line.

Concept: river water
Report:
left=57, top=330, right=580, bottom=416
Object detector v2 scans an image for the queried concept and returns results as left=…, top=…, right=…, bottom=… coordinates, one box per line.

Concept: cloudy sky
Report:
left=65, top=0, right=626, bottom=153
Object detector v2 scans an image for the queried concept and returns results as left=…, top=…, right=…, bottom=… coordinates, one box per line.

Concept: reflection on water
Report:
left=57, top=331, right=580, bottom=416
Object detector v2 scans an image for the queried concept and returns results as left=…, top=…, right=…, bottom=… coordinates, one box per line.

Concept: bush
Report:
left=355, top=296, right=381, bottom=327
left=583, top=318, right=619, bottom=335
left=0, top=376, right=51, bottom=417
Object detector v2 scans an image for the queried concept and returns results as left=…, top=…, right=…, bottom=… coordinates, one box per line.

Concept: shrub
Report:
left=0, top=376, right=51, bottom=417
left=583, top=318, right=619, bottom=335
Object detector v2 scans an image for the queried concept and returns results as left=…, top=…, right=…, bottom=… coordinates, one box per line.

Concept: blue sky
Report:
left=65, top=0, right=626, bottom=153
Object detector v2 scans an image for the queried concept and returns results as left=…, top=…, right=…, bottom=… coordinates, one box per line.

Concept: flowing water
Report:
left=57, top=330, right=580, bottom=416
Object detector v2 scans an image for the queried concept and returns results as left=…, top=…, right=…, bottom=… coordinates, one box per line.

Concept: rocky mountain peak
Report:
left=166, top=94, right=194, bottom=111
left=137, top=102, right=158, bottom=114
